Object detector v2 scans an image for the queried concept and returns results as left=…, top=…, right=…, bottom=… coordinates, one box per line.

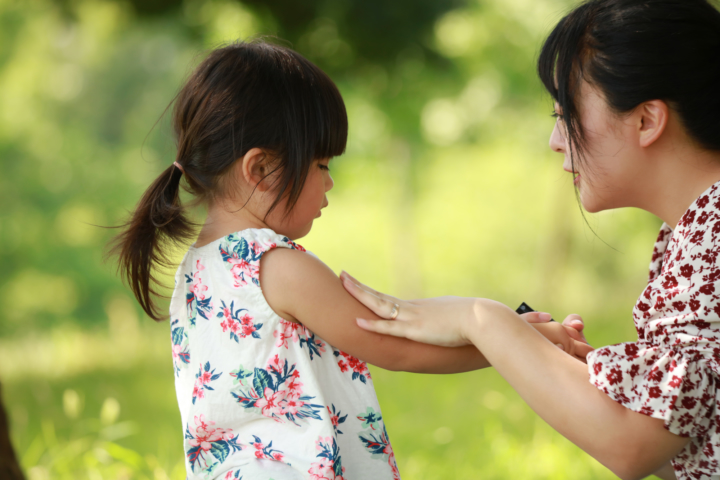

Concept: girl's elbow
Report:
left=370, top=353, right=420, bottom=373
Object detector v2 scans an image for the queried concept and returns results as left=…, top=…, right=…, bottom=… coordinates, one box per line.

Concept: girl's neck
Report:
left=195, top=201, right=269, bottom=248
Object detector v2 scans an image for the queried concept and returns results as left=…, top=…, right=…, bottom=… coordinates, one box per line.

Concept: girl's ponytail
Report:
left=111, top=162, right=194, bottom=321
left=110, top=40, right=347, bottom=322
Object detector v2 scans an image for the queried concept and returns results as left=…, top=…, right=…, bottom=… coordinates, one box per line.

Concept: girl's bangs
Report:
left=310, top=73, right=348, bottom=161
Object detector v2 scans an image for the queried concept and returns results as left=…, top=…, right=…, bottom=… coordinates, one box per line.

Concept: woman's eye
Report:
left=551, top=111, right=563, bottom=119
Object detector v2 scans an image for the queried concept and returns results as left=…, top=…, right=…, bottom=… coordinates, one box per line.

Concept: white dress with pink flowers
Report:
left=170, top=228, right=400, bottom=480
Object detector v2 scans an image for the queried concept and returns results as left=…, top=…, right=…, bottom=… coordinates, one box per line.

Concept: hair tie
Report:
left=173, top=161, right=184, bottom=174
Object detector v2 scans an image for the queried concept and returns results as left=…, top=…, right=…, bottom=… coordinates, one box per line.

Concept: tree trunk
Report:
left=0, top=383, right=25, bottom=480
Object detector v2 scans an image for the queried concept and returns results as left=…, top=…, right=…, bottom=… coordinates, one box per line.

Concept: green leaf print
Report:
left=253, top=368, right=274, bottom=396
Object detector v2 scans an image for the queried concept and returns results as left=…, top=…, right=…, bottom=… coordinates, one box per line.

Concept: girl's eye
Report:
left=319, top=164, right=330, bottom=171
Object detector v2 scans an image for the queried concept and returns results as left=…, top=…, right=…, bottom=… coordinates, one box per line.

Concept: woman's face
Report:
left=549, top=81, right=645, bottom=213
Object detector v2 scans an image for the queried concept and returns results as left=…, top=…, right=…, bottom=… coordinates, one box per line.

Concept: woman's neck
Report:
left=644, top=147, right=720, bottom=229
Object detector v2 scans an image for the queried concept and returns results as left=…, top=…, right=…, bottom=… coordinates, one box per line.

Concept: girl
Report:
left=344, top=1, right=720, bottom=479
left=112, top=41, right=589, bottom=479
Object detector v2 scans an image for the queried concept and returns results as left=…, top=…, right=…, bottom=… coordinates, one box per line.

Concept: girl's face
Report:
left=549, top=81, right=645, bottom=213
left=265, top=158, right=334, bottom=240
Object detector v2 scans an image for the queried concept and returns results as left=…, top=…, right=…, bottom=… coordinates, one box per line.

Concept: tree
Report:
left=0, top=384, right=25, bottom=480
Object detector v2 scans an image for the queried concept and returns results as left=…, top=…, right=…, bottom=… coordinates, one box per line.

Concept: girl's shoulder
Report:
left=183, top=227, right=308, bottom=286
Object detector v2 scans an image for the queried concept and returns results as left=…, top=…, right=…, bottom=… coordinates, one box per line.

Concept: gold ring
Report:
left=390, top=303, right=400, bottom=320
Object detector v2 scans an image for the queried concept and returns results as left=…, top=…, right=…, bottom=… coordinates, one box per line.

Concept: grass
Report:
left=5, top=324, right=623, bottom=480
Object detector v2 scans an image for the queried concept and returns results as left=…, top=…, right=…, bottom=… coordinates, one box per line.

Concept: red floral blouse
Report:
left=587, top=181, right=720, bottom=480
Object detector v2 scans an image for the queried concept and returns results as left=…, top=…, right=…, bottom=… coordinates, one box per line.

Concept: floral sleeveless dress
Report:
left=169, top=228, right=400, bottom=480
left=588, top=180, right=720, bottom=480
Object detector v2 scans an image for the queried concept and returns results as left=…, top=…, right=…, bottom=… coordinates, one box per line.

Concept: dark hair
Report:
left=111, top=40, right=348, bottom=321
left=538, top=0, right=720, bottom=167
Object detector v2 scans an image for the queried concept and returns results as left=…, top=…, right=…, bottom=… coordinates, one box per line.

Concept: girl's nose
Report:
left=549, top=120, right=567, bottom=154
left=325, top=173, right=334, bottom=192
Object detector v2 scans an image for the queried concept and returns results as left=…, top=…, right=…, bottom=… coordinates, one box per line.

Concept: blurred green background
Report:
left=0, top=0, right=664, bottom=478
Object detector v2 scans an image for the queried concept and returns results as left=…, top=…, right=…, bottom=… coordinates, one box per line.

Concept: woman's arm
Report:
left=259, top=248, right=589, bottom=374
left=466, top=300, right=687, bottom=480
left=345, top=279, right=688, bottom=480
left=654, top=462, right=677, bottom=480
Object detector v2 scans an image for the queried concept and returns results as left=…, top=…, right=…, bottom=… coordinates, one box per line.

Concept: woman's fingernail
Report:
left=570, top=319, right=584, bottom=326
left=356, top=318, right=368, bottom=327
left=539, top=312, right=552, bottom=321
left=555, top=343, right=565, bottom=351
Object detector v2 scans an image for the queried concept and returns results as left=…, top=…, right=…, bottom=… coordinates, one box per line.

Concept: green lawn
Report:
left=6, top=326, right=619, bottom=480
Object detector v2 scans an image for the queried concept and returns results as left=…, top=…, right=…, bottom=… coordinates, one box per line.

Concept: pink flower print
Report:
left=192, top=362, right=222, bottom=404
left=247, top=436, right=287, bottom=463
left=308, top=458, right=333, bottom=480
left=253, top=441, right=266, bottom=459
left=283, top=397, right=305, bottom=416
left=216, top=301, right=263, bottom=342
left=190, top=261, right=209, bottom=300
left=357, top=418, right=398, bottom=479
left=255, top=388, right=286, bottom=418
left=231, top=356, right=323, bottom=425
left=326, top=404, right=347, bottom=435
left=274, top=320, right=302, bottom=348
left=172, top=344, right=183, bottom=360
left=228, top=258, right=258, bottom=287
left=311, top=436, right=345, bottom=479
left=185, top=415, right=242, bottom=474
left=170, top=319, right=190, bottom=376
left=184, top=262, right=214, bottom=326
left=273, top=319, right=326, bottom=360
left=189, top=415, right=223, bottom=451
left=335, top=350, right=371, bottom=384
left=267, top=354, right=283, bottom=373
left=286, top=372, right=303, bottom=399
left=192, top=384, right=205, bottom=401
left=250, top=241, right=264, bottom=256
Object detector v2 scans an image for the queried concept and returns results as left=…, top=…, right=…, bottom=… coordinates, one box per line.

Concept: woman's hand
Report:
left=341, top=271, right=478, bottom=347
left=341, top=272, right=594, bottom=362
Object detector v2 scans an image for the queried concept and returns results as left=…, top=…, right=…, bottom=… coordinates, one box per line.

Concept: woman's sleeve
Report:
left=585, top=204, right=720, bottom=476
left=587, top=342, right=719, bottom=439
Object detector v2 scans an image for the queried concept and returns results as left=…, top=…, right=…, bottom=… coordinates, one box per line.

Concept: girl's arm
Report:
left=347, top=280, right=688, bottom=480
left=260, top=247, right=487, bottom=373
left=259, top=248, right=589, bottom=374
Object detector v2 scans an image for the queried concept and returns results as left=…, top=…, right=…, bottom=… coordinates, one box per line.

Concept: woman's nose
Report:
left=549, top=120, right=567, bottom=153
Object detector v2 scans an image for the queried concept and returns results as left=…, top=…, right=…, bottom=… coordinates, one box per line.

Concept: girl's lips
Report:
left=573, top=173, right=581, bottom=185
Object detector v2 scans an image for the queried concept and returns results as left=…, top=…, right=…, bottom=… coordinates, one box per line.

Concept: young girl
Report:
left=112, top=41, right=589, bottom=480
left=345, top=1, right=720, bottom=479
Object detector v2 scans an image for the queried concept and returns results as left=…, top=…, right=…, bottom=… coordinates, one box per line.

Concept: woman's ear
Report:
left=638, top=100, right=669, bottom=148
left=240, top=148, right=273, bottom=192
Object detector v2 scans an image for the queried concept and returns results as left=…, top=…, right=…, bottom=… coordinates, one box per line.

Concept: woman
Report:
left=340, top=0, right=720, bottom=479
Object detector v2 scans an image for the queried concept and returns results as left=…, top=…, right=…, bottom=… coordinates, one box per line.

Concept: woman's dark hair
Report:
left=111, top=40, right=348, bottom=321
left=539, top=0, right=720, bottom=168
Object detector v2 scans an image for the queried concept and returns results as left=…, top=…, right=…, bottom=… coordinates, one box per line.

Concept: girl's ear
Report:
left=638, top=100, right=669, bottom=148
left=240, top=148, right=274, bottom=192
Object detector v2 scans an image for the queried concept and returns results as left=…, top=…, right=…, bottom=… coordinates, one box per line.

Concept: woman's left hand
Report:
left=340, top=271, right=479, bottom=347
